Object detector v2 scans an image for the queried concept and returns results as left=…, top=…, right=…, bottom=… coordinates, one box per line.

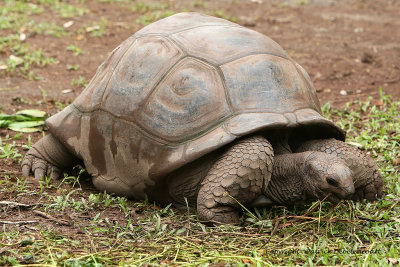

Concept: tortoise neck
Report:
left=271, top=131, right=292, bottom=155
left=264, top=152, right=309, bottom=205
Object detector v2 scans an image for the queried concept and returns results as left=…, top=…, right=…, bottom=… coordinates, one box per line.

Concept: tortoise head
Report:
left=250, top=151, right=355, bottom=208
left=303, top=152, right=354, bottom=202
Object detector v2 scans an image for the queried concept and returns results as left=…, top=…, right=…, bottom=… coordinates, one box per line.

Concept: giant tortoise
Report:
left=22, top=13, right=383, bottom=223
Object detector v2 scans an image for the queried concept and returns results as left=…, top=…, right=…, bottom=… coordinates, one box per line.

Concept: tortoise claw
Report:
left=353, top=178, right=383, bottom=202
left=21, top=153, right=62, bottom=180
left=21, top=158, right=32, bottom=178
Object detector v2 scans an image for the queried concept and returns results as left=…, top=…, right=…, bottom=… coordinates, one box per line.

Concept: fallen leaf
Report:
left=8, top=120, right=45, bottom=132
left=8, top=127, right=43, bottom=133
left=16, top=109, right=47, bottom=118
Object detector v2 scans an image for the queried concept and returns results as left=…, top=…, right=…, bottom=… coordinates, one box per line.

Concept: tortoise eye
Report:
left=327, top=177, right=339, bottom=187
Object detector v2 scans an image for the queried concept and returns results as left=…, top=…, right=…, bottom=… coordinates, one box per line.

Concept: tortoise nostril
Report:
left=327, top=177, right=339, bottom=187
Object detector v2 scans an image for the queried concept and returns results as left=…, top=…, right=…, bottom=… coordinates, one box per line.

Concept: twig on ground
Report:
left=389, top=198, right=400, bottom=211
left=0, top=220, right=38, bottom=225
left=285, top=215, right=353, bottom=223
left=357, top=216, right=394, bottom=222
left=23, top=225, right=38, bottom=231
left=33, top=210, right=71, bottom=226
left=184, top=197, right=191, bottom=235
left=386, top=78, right=400, bottom=84
left=0, top=246, right=9, bottom=254
left=263, top=218, right=280, bottom=247
left=302, top=194, right=331, bottom=217
left=0, top=201, right=33, bottom=208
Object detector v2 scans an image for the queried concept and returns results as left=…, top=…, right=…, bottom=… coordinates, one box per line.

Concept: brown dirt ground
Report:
left=1, top=0, right=399, bottom=256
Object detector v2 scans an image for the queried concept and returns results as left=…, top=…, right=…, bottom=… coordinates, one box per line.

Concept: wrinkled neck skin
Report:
left=263, top=153, right=311, bottom=205
left=271, top=131, right=292, bottom=155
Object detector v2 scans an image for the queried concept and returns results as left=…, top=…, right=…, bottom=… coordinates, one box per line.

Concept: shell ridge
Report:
left=215, top=65, right=234, bottom=113
left=218, top=52, right=291, bottom=67
left=98, top=37, right=138, bottom=107
left=135, top=24, right=244, bottom=38
left=292, top=62, right=321, bottom=112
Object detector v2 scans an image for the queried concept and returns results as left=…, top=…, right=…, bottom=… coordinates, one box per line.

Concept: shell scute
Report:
left=221, top=54, right=318, bottom=113
left=101, top=36, right=184, bottom=120
left=170, top=25, right=288, bottom=66
left=137, top=57, right=230, bottom=142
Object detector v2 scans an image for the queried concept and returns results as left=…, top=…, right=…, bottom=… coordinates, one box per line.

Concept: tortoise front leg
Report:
left=297, top=138, right=383, bottom=201
left=22, top=134, right=77, bottom=179
left=197, top=136, right=274, bottom=224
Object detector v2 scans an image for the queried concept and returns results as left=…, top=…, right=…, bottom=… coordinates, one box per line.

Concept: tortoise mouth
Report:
left=318, top=190, right=352, bottom=204
left=326, top=193, right=341, bottom=204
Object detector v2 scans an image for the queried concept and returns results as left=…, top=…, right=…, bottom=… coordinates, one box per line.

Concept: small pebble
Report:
left=63, top=21, right=74, bottom=28
left=19, top=33, right=26, bottom=41
left=86, top=25, right=100, bottom=32
left=62, top=89, right=73, bottom=94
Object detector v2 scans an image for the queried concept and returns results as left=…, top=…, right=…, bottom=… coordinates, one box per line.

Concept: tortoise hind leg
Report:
left=197, top=136, right=274, bottom=224
left=22, top=134, right=77, bottom=179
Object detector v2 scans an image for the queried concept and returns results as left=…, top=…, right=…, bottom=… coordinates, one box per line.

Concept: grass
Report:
left=50, top=1, right=89, bottom=19
left=132, top=2, right=177, bottom=26
left=71, top=75, right=87, bottom=88
left=31, top=21, right=68, bottom=38
left=0, top=1, right=72, bottom=78
left=0, top=91, right=399, bottom=266
left=66, top=45, right=84, bottom=56
left=208, top=10, right=238, bottom=22
left=0, top=0, right=103, bottom=78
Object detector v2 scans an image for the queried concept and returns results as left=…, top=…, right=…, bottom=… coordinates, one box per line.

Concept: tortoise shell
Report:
left=47, top=12, right=345, bottom=201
